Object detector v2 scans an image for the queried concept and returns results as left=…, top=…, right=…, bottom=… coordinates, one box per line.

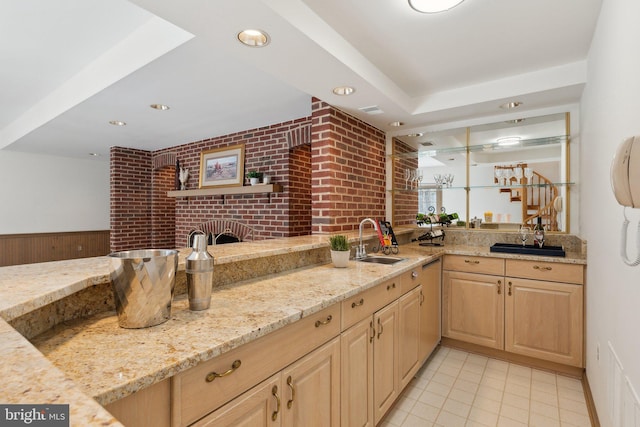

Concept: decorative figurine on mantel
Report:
left=179, top=167, right=189, bottom=190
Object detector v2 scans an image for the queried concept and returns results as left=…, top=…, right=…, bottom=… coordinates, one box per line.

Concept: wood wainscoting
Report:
left=0, top=230, right=110, bottom=267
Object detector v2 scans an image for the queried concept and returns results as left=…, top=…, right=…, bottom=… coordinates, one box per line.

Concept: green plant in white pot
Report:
left=247, top=170, right=263, bottom=185
left=329, top=234, right=350, bottom=268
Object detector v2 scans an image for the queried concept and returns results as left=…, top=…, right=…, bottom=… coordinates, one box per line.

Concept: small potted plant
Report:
left=247, top=170, right=263, bottom=185
left=328, top=234, right=350, bottom=268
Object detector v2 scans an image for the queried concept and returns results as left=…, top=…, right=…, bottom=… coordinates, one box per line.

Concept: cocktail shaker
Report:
left=186, top=234, right=214, bottom=310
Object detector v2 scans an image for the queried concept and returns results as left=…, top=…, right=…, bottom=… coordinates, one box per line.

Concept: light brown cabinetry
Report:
left=398, top=287, right=421, bottom=390
left=443, top=255, right=584, bottom=368
left=419, top=259, right=442, bottom=362
left=172, top=305, right=340, bottom=427
left=105, top=378, right=171, bottom=427
left=341, top=317, right=374, bottom=427
left=373, top=301, right=400, bottom=425
left=341, top=266, right=442, bottom=426
left=196, top=337, right=341, bottom=427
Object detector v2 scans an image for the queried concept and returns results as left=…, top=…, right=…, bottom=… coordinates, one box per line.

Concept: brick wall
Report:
left=110, top=147, right=152, bottom=252
left=288, top=143, right=312, bottom=235
left=392, top=138, right=419, bottom=226
left=110, top=101, right=394, bottom=249
left=156, top=118, right=312, bottom=247
left=311, top=99, right=386, bottom=233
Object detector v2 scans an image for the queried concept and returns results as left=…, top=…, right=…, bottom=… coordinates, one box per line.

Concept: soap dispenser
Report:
left=185, top=233, right=214, bottom=310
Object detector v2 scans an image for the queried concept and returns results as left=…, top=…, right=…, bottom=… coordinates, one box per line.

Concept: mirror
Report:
left=394, top=112, right=570, bottom=232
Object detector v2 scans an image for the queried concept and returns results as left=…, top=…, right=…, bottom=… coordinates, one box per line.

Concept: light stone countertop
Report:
left=0, top=230, right=586, bottom=425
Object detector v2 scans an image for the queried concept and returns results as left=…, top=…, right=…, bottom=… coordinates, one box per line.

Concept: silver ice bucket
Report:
left=108, top=249, right=178, bottom=328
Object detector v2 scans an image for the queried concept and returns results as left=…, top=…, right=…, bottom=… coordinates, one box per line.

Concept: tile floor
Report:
left=380, top=346, right=592, bottom=427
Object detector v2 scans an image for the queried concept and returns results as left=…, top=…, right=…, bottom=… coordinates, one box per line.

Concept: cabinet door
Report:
left=398, top=287, right=421, bottom=390
left=192, top=374, right=281, bottom=427
left=373, top=302, right=399, bottom=425
left=505, top=278, right=583, bottom=367
left=281, top=337, right=340, bottom=427
left=419, top=259, right=441, bottom=362
left=443, top=271, right=504, bottom=349
left=341, top=317, right=374, bottom=427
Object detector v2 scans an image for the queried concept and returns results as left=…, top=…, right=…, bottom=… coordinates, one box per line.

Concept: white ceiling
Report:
left=0, top=0, right=602, bottom=159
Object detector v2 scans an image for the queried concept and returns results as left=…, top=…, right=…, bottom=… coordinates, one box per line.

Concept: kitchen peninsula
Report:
left=0, top=229, right=586, bottom=426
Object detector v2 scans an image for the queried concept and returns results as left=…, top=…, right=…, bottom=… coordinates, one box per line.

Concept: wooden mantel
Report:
left=167, top=183, right=283, bottom=198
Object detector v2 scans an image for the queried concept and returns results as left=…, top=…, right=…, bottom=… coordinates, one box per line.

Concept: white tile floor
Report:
left=380, top=346, right=592, bottom=427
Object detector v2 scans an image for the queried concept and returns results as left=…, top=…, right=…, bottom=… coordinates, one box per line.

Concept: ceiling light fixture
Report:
left=497, top=136, right=521, bottom=146
left=408, top=0, right=465, bottom=13
left=500, top=101, right=523, bottom=109
left=150, top=104, right=170, bottom=111
left=332, top=86, right=355, bottom=96
left=237, top=29, right=270, bottom=47
left=407, top=133, right=424, bottom=137
left=109, top=120, right=126, bottom=126
left=389, top=121, right=404, bottom=127
left=89, top=153, right=101, bottom=157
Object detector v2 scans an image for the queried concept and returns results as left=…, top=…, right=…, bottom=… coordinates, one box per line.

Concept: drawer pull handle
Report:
left=533, top=265, right=553, bottom=271
left=286, top=375, right=295, bottom=409
left=206, top=359, right=241, bottom=382
left=464, top=259, right=480, bottom=264
left=272, top=385, right=280, bottom=421
left=420, top=290, right=425, bottom=305
left=369, top=321, right=375, bottom=343
left=387, top=283, right=396, bottom=291
left=497, top=280, right=502, bottom=295
left=508, top=281, right=512, bottom=296
left=377, top=317, right=384, bottom=339
left=351, top=298, right=364, bottom=308
left=315, top=315, right=332, bottom=327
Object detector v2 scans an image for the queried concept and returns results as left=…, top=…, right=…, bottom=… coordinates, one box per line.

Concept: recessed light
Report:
left=150, top=104, right=170, bottom=110
left=332, top=86, right=355, bottom=96
left=109, top=120, right=126, bottom=126
left=89, top=153, right=101, bottom=157
left=407, top=133, right=424, bottom=137
left=408, top=0, right=465, bottom=13
left=389, top=121, right=404, bottom=127
left=505, top=118, right=525, bottom=124
left=237, top=29, right=270, bottom=47
left=497, top=136, right=521, bottom=146
left=500, top=101, right=523, bottom=109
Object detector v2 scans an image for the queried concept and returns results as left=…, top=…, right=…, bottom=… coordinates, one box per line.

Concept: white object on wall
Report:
left=611, top=136, right=640, bottom=266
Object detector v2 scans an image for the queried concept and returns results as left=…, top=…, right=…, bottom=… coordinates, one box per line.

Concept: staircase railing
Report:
left=495, top=164, right=559, bottom=231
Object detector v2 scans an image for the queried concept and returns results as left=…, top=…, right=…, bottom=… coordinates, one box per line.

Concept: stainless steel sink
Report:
left=357, top=255, right=405, bottom=265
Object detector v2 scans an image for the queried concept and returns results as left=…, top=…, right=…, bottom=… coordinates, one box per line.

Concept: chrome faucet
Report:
left=356, top=218, right=379, bottom=260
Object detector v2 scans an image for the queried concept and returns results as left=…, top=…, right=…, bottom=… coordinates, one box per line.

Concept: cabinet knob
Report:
left=412, top=271, right=418, bottom=279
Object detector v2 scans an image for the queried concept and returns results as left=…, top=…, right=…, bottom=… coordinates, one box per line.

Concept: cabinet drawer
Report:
left=506, top=260, right=584, bottom=284
left=171, top=304, right=340, bottom=427
left=444, top=255, right=504, bottom=276
left=342, top=277, right=401, bottom=331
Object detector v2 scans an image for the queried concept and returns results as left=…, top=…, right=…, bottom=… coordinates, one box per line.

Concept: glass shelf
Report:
left=389, top=135, right=568, bottom=159
left=389, top=182, right=574, bottom=192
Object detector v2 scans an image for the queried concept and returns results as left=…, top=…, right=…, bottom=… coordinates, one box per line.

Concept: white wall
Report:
left=581, top=0, right=640, bottom=425
left=0, top=151, right=109, bottom=234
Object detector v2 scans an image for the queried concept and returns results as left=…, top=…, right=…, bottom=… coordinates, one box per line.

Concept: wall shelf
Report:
left=167, top=183, right=283, bottom=198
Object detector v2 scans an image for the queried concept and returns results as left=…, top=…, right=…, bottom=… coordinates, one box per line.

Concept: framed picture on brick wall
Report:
left=199, top=144, right=245, bottom=188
